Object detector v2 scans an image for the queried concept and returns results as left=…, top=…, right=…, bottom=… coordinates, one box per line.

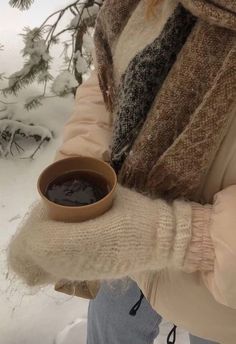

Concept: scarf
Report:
left=94, top=0, right=236, bottom=201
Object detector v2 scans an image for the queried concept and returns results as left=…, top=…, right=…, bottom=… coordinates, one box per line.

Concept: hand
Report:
left=8, top=186, right=166, bottom=286
left=8, top=223, right=53, bottom=286
left=8, top=185, right=192, bottom=286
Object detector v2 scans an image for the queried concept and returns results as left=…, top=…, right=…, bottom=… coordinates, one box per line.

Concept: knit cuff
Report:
left=170, top=201, right=192, bottom=268
left=183, top=203, right=215, bottom=273
left=157, top=200, right=192, bottom=269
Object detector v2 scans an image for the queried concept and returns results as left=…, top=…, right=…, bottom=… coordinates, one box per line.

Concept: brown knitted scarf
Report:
left=94, top=0, right=140, bottom=111
left=94, top=0, right=236, bottom=202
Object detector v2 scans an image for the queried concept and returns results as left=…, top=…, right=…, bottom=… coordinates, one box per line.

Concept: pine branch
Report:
left=0, top=119, right=52, bottom=158
left=9, top=0, right=34, bottom=10
left=24, top=94, right=58, bottom=111
left=0, top=100, right=16, bottom=105
left=21, top=27, right=44, bottom=48
left=37, top=70, right=53, bottom=84
left=24, top=96, right=43, bottom=111
left=4, top=0, right=104, bottom=112
left=2, top=57, right=50, bottom=96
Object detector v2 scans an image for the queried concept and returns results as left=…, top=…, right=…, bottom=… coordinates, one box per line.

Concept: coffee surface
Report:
left=46, top=171, right=109, bottom=207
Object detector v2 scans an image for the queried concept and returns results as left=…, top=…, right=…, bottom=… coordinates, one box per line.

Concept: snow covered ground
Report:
left=0, top=2, right=190, bottom=344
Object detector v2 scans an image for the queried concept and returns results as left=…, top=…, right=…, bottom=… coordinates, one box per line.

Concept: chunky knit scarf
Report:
left=94, top=0, right=236, bottom=201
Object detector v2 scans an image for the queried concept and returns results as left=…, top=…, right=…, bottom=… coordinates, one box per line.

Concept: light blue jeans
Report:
left=87, top=280, right=218, bottom=344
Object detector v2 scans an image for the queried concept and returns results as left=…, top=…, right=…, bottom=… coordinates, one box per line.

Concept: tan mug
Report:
left=37, top=156, right=117, bottom=222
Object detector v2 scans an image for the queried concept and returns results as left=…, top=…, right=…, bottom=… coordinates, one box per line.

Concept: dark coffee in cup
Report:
left=38, top=157, right=117, bottom=222
left=46, top=170, right=110, bottom=207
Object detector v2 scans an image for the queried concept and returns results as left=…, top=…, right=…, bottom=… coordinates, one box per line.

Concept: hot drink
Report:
left=46, top=170, right=110, bottom=207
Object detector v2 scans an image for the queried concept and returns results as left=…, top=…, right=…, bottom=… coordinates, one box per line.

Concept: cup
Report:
left=37, top=156, right=117, bottom=222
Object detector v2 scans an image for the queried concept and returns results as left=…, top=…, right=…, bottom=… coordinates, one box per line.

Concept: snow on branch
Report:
left=0, top=119, right=53, bottom=159
left=0, top=0, right=104, bottom=160
left=3, top=0, right=104, bottom=111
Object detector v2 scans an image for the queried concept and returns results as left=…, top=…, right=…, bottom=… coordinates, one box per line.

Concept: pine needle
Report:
left=9, top=0, right=34, bottom=10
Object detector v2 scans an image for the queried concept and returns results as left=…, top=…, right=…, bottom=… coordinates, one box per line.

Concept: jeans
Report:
left=87, top=280, right=218, bottom=344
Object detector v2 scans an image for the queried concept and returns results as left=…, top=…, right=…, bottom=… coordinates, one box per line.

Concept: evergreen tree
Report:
left=0, top=0, right=103, bottom=158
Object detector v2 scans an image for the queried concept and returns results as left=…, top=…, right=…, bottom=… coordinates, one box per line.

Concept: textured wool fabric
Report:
left=94, top=0, right=236, bottom=200
left=183, top=203, right=214, bottom=273
left=111, top=4, right=196, bottom=171
left=119, top=23, right=236, bottom=199
left=8, top=186, right=214, bottom=286
left=180, top=0, right=236, bottom=30
left=94, top=0, right=140, bottom=112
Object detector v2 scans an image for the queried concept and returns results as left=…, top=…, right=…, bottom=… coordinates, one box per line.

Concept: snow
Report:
left=0, top=0, right=68, bottom=75
left=0, top=118, right=53, bottom=158
left=23, top=36, right=50, bottom=64
left=83, top=32, right=94, bottom=55
left=74, top=51, right=88, bottom=75
left=52, top=71, right=78, bottom=96
left=55, top=319, right=88, bottom=344
left=70, top=15, right=81, bottom=29
left=80, top=4, right=101, bottom=20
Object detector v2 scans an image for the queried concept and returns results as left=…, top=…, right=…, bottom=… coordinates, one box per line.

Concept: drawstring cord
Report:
left=167, top=325, right=177, bottom=344
left=129, top=290, right=144, bottom=316
left=129, top=290, right=177, bottom=344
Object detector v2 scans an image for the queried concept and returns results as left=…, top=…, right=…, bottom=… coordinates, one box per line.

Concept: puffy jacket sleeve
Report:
left=202, top=186, right=236, bottom=309
left=55, top=70, right=112, bottom=161
left=183, top=186, right=236, bottom=309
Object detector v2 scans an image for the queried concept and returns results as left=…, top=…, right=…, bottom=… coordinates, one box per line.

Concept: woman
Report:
left=8, top=0, right=236, bottom=343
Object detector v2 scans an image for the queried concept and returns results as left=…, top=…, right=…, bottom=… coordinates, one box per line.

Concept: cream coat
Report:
left=56, top=71, right=236, bottom=344
left=56, top=1, right=236, bottom=342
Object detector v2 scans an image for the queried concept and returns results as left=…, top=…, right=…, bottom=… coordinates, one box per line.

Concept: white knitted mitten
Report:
left=8, top=185, right=195, bottom=286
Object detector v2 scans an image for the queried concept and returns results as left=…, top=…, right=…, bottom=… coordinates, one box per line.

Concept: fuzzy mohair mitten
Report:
left=8, top=185, right=214, bottom=286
